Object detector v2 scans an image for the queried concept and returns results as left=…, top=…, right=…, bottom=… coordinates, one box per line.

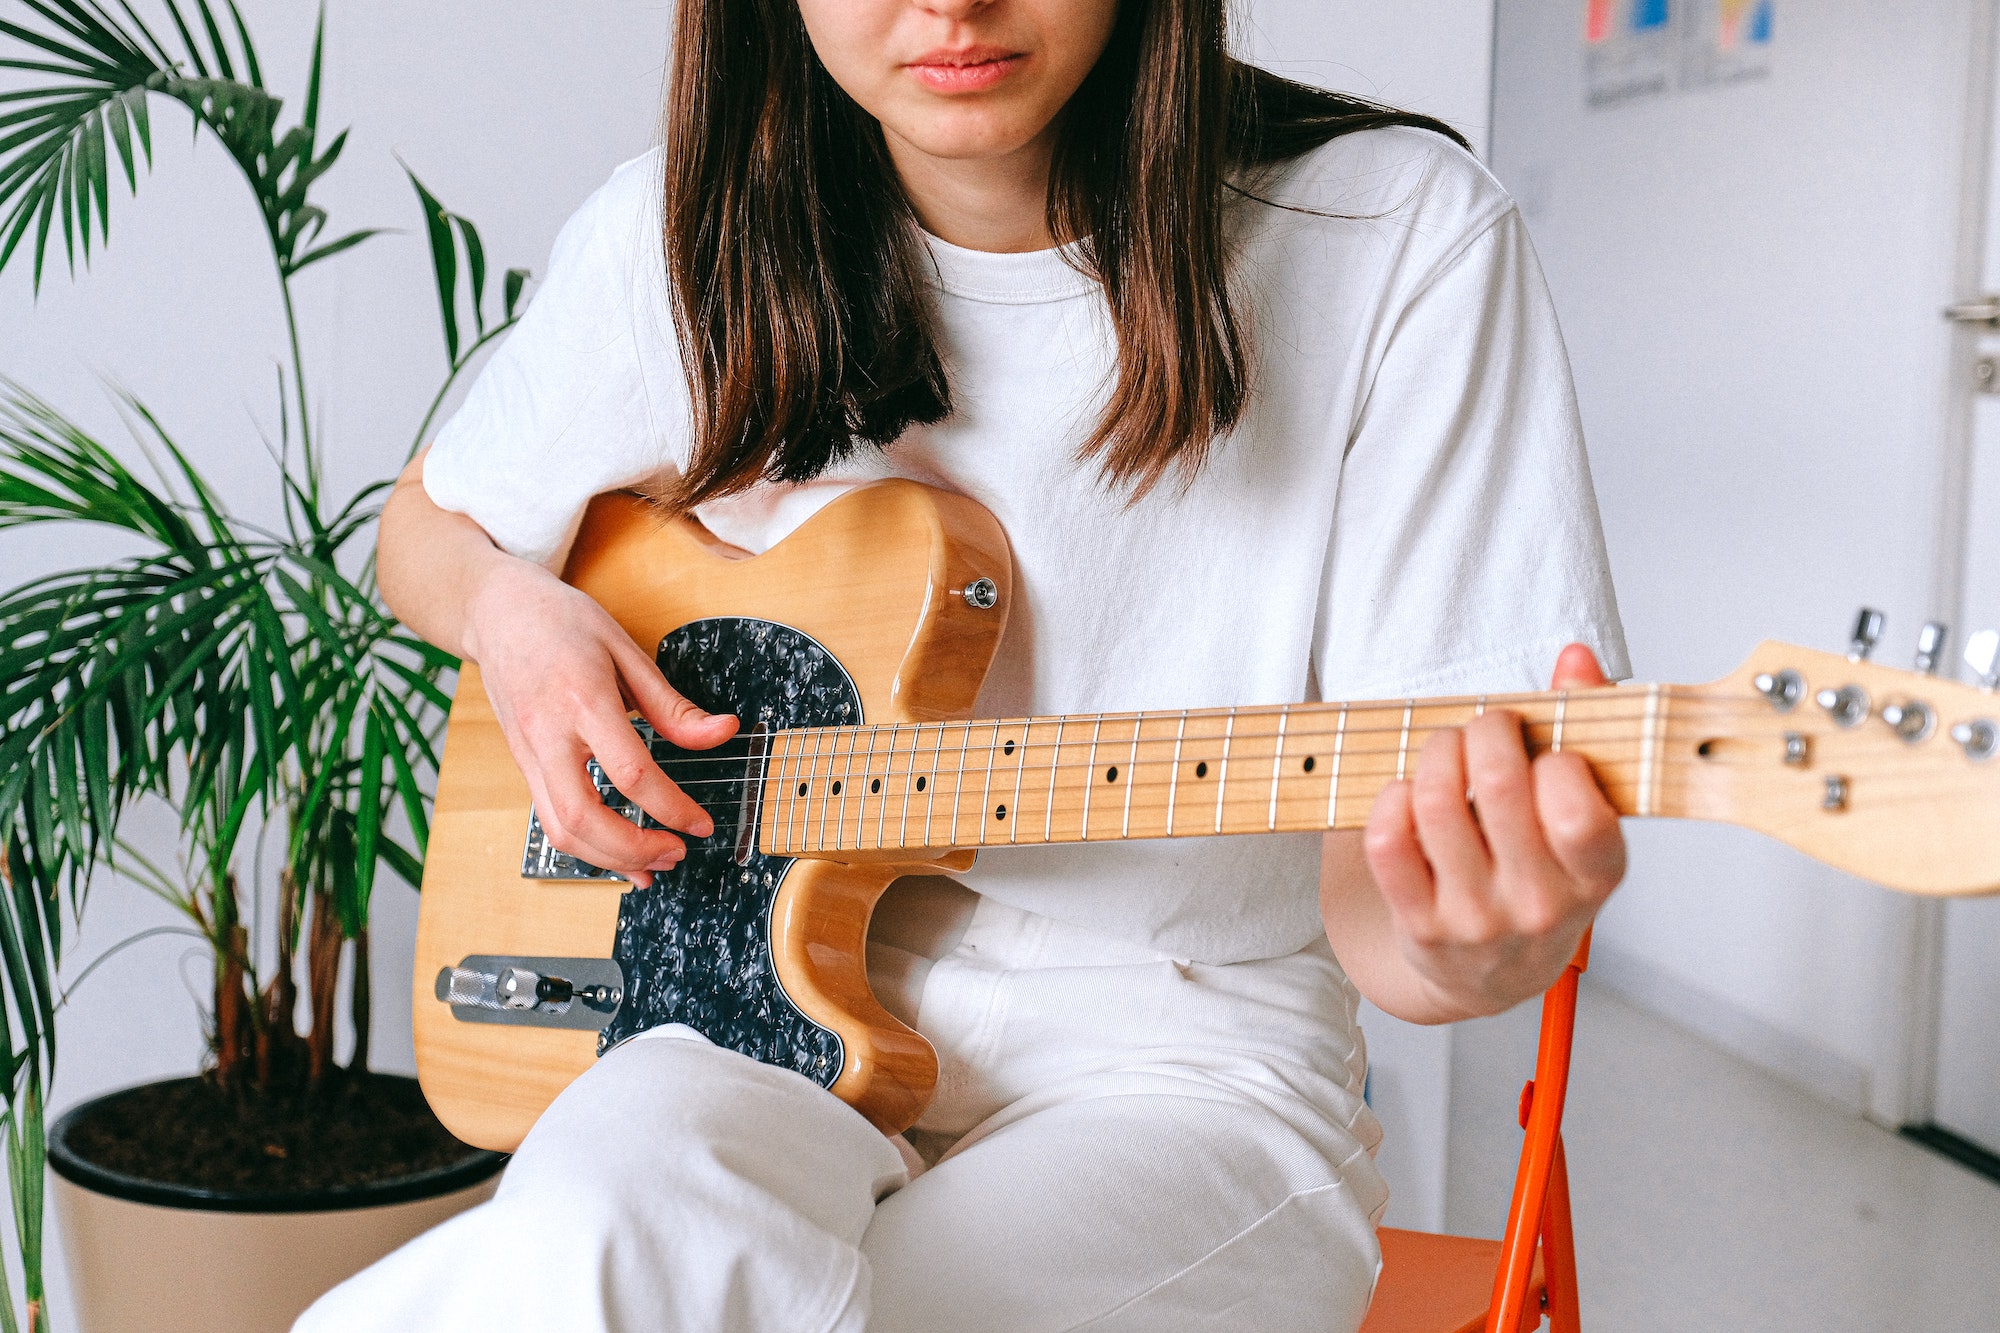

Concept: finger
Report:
left=529, top=749, right=688, bottom=877
left=612, top=636, right=740, bottom=750
left=586, top=710, right=717, bottom=841
left=1550, top=642, right=1610, bottom=691
left=1362, top=779, right=1440, bottom=933
left=1533, top=752, right=1627, bottom=896
left=1460, top=709, right=1561, bottom=885
left=1408, top=726, right=1493, bottom=891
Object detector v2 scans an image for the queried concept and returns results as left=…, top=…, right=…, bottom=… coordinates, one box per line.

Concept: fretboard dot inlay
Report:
left=797, top=782, right=807, bottom=797
left=870, top=778, right=881, bottom=794
left=1004, top=739, right=1016, bottom=756
left=1106, top=766, right=1119, bottom=783
left=1195, top=761, right=1209, bottom=778
left=1303, top=756, right=1316, bottom=773
left=830, top=781, right=842, bottom=796
left=995, top=804, right=1007, bottom=821
left=916, top=776, right=927, bottom=792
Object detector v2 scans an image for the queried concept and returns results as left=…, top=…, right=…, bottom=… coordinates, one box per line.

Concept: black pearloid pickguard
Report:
left=596, top=618, right=860, bottom=1089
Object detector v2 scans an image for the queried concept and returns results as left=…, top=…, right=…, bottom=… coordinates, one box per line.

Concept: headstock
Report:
left=1670, top=611, right=2000, bottom=897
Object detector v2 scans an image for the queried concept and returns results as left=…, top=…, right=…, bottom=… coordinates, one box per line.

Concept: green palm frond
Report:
left=0, top=1, right=377, bottom=289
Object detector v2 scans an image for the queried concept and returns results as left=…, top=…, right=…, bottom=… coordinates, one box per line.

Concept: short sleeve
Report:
left=1314, top=209, right=1630, bottom=701
left=422, top=150, right=687, bottom=570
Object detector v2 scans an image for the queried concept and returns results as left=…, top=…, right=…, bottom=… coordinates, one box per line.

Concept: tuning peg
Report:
left=1915, top=621, right=1950, bottom=674
left=1966, top=628, right=2000, bottom=689
left=1848, top=607, right=1886, bottom=662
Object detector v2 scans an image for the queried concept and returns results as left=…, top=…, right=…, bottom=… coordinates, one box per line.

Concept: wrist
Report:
left=460, top=551, right=554, bottom=665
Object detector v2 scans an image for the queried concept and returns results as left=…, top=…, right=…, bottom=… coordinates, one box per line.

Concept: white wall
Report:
left=1, top=0, right=1497, bottom=1316
left=1240, top=0, right=1495, bottom=155
left=1490, top=1, right=1986, bottom=1122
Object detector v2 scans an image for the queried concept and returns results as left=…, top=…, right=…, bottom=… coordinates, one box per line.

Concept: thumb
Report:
left=1549, top=642, right=1610, bottom=691
left=615, top=641, right=741, bottom=749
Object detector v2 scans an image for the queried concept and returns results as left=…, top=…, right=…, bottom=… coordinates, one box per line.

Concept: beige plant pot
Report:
left=49, top=1081, right=506, bottom=1333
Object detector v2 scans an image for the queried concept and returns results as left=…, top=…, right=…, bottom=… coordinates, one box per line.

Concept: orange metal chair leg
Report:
left=1540, top=1135, right=1581, bottom=1333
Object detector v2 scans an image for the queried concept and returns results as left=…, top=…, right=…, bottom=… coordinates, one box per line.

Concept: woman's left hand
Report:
left=1325, top=644, right=1626, bottom=1022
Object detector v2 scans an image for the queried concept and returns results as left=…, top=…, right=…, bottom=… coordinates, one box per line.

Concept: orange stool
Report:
left=1359, top=934, right=1589, bottom=1333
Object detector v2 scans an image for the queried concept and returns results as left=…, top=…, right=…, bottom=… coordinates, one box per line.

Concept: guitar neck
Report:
left=758, top=685, right=1694, bottom=857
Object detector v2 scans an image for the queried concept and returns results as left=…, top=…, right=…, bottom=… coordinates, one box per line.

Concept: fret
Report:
left=1325, top=704, right=1347, bottom=828
left=1042, top=716, right=1067, bottom=844
left=816, top=726, right=847, bottom=852
left=1213, top=709, right=1235, bottom=835
left=1006, top=719, right=1029, bottom=844
left=894, top=722, right=918, bottom=851
left=924, top=728, right=948, bottom=840
left=1268, top=710, right=1288, bottom=832
left=854, top=722, right=882, bottom=851
left=1121, top=712, right=1143, bottom=839
left=1079, top=714, right=1106, bottom=841
left=1552, top=691, right=1568, bottom=753
left=940, top=722, right=966, bottom=846
left=1396, top=701, right=1414, bottom=781
left=1165, top=711, right=1188, bottom=836
left=1638, top=684, right=1662, bottom=817
left=974, top=720, right=1000, bottom=845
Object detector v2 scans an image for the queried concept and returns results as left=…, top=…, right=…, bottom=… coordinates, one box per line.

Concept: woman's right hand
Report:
left=461, top=556, right=739, bottom=883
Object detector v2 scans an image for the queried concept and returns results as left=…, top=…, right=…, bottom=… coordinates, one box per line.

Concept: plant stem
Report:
left=348, top=925, right=370, bottom=1075
left=306, top=889, right=341, bottom=1084
left=405, top=320, right=519, bottom=463
left=275, top=267, right=319, bottom=528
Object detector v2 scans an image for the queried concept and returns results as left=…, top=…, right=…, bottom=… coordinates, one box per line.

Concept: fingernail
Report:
left=692, top=819, right=714, bottom=839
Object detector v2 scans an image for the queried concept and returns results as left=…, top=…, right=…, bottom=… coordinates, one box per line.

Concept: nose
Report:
left=913, top=0, right=995, bottom=21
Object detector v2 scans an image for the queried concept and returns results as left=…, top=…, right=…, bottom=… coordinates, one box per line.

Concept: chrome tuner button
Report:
left=1966, top=630, right=2000, bottom=691
left=1816, top=685, right=1870, bottom=727
left=1880, top=701, right=1936, bottom=743
left=963, top=577, right=999, bottom=610
left=1753, top=670, right=1804, bottom=711
left=1952, top=719, right=1999, bottom=761
left=1848, top=608, right=1886, bottom=662
left=1915, top=622, right=1950, bottom=675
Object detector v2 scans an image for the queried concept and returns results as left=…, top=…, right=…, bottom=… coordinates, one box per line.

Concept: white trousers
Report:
left=298, top=898, right=1389, bottom=1332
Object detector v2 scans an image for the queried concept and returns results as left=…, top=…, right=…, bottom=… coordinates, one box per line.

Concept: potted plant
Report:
left=0, top=3, right=534, bottom=1327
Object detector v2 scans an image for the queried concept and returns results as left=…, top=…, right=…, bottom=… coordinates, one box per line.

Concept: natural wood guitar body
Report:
left=414, top=481, right=1011, bottom=1149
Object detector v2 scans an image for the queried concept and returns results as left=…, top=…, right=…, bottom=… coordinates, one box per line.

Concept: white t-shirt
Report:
left=425, top=127, right=1630, bottom=965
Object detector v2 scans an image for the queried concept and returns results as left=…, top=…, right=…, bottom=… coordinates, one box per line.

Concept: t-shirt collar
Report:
left=918, top=229, right=1098, bottom=305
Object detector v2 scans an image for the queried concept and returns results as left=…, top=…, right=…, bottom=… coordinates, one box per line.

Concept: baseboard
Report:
left=1587, top=941, right=1871, bottom=1115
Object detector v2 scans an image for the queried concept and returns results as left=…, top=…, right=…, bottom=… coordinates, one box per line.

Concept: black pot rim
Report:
left=47, top=1077, right=509, bottom=1215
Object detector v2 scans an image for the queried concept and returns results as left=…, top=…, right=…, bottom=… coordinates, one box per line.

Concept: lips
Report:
left=904, top=44, right=1027, bottom=93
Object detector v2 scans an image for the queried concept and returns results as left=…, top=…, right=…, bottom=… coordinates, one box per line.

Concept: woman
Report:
left=302, top=1, right=1628, bottom=1329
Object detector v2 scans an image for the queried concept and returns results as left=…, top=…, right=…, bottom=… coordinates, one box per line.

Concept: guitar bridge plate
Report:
left=436, top=956, right=625, bottom=1030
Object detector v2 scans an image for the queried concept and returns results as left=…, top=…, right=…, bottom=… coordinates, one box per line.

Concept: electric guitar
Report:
left=412, top=479, right=2000, bottom=1151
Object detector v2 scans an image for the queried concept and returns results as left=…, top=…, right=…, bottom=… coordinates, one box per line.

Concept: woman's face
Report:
left=796, top=0, right=1120, bottom=166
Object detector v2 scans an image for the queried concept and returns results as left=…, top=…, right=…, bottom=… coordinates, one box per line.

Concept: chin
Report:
left=893, top=112, right=1045, bottom=164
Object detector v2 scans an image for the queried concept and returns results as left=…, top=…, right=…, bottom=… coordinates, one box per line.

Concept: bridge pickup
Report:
left=436, top=955, right=624, bottom=1031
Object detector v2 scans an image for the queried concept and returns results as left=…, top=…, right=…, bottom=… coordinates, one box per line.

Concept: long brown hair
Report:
left=659, top=1, right=1466, bottom=511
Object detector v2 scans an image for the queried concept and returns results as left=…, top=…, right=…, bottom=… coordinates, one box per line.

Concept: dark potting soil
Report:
left=61, top=1074, right=486, bottom=1197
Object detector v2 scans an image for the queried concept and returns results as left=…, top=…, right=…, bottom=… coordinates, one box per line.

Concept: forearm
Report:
left=378, top=446, right=539, bottom=661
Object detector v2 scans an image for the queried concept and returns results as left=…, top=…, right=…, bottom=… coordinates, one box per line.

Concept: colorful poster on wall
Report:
left=1585, top=0, right=1676, bottom=106
left=1586, top=0, right=1773, bottom=107
left=1683, top=0, right=1775, bottom=88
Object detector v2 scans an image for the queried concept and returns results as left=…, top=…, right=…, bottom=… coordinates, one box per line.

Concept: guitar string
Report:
left=639, top=766, right=1955, bottom=859
left=739, top=747, right=1909, bottom=828
left=585, top=708, right=1855, bottom=795
left=604, top=733, right=1945, bottom=797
